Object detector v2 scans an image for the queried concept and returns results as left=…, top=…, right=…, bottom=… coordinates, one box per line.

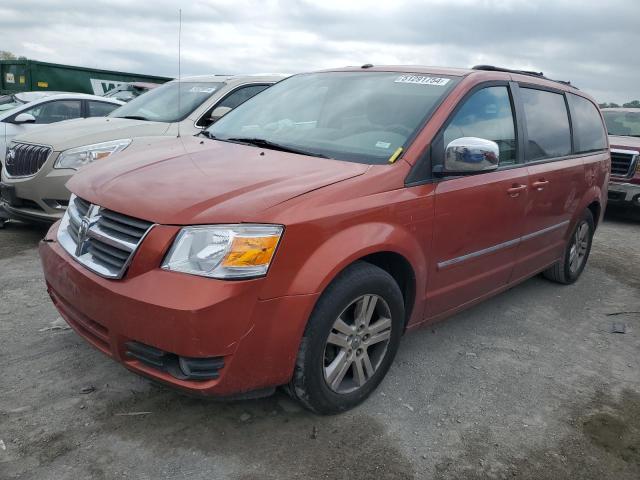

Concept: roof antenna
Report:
left=177, top=8, right=182, bottom=138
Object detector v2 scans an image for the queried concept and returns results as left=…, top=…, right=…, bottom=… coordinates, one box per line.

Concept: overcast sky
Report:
left=2, top=0, right=639, bottom=103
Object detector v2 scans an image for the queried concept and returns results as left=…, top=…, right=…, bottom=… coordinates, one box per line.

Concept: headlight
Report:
left=54, top=139, right=132, bottom=170
left=161, top=224, right=283, bottom=279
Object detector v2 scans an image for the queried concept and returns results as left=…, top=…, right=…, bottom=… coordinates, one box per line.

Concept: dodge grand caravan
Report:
left=1, top=74, right=284, bottom=225
left=39, top=65, right=609, bottom=414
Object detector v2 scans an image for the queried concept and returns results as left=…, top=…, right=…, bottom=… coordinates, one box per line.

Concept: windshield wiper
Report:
left=198, top=130, right=217, bottom=140
left=225, top=137, right=329, bottom=158
left=118, top=115, right=149, bottom=121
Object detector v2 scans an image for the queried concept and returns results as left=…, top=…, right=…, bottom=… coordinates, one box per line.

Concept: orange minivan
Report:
left=39, top=65, right=609, bottom=414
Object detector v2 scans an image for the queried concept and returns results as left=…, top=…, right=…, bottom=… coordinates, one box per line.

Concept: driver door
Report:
left=425, top=84, right=529, bottom=319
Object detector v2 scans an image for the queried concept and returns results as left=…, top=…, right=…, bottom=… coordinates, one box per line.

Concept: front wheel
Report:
left=288, top=262, right=405, bottom=415
left=543, top=209, right=594, bottom=284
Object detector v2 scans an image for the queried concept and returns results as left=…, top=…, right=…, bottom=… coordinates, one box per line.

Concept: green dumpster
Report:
left=0, top=59, right=171, bottom=96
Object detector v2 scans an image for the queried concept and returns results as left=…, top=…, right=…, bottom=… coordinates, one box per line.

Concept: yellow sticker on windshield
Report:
left=388, top=147, right=403, bottom=164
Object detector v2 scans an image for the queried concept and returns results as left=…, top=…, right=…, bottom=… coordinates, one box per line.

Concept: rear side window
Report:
left=197, top=84, right=271, bottom=127
left=443, top=86, right=517, bottom=165
left=521, top=88, right=571, bottom=161
left=20, top=100, right=82, bottom=124
left=88, top=101, right=120, bottom=117
left=567, top=94, right=607, bottom=153
left=217, top=84, right=270, bottom=110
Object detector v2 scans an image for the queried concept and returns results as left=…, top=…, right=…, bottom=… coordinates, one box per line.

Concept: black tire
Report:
left=288, top=261, right=405, bottom=415
left=543, top=209, right=595, bottom=284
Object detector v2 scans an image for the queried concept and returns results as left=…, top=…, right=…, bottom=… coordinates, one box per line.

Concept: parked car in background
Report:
left=0, top=74, right=285, bottom=224
left=102, top=82, right=161, bottom=102
left=39, top=65, right=608, bottom=414
left=0, top=92, right=124, bottom=162
left=601, top=108, right=640, bottom=208
left=0, top=91, right=65, bottom=112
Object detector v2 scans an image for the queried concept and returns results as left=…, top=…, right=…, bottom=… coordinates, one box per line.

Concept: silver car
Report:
left=1, top=74, right=285, bottom=224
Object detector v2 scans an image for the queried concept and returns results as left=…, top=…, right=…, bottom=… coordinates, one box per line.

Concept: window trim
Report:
left=194, top=82, right=273, bottom=129
left=406, top=80, right=520, bottom=186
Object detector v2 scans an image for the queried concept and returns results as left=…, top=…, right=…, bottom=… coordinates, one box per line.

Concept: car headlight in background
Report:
left=54, top=139, right=132, bottom=170
left=161, top=224, right=284, bottom=279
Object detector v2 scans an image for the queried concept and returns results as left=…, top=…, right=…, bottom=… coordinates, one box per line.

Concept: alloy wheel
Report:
left=568, top=221, right=590, bottom=275
left=323, top=294, right=393, bottom=394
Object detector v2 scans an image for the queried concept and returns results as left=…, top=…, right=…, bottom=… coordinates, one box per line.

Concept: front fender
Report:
left=259, top=221, right=428, bottom=321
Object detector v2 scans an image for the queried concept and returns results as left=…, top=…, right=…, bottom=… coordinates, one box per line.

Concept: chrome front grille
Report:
left=5, top=142, right=52, bottom=177
left=57, top=194, right=154, bottom=279
left=610, top=149, right=638, bottom=178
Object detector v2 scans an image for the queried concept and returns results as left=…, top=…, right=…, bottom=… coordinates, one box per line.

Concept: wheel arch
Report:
left=586, top=199, right=602, bottom=229
left=280, top=222, right=427, bottom=328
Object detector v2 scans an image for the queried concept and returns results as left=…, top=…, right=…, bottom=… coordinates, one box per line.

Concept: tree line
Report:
left=0, top=51, right=27, bottom=61
left=599, top=101, right=640, bottom=109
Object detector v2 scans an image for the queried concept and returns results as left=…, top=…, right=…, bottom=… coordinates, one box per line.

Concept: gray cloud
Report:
left=1, top=0, right=639, bottom=103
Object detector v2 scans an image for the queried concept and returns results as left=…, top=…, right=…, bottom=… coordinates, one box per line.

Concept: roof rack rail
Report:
left=471, top=65, right=577, bottom=89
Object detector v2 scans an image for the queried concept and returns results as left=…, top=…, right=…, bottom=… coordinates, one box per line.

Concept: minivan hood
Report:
left=13, top=117, right=171, bottom=151
left=68, top=135, right=369, bottom=224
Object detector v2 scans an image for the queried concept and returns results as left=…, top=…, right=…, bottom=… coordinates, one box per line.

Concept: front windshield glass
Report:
left=110, top=81, right=223, bottom=122
left=206, top=71, right=459, bottom=164
left=603, top=110, right=640, bottom=137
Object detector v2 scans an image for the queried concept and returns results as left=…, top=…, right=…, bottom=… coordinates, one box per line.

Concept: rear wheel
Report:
left=543, top=209, right=594, bottom=284
left=288, top=262, right=404, bottom=414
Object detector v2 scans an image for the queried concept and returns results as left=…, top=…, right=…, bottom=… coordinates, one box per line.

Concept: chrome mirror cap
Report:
left=444, top=137, right=500, bottom=173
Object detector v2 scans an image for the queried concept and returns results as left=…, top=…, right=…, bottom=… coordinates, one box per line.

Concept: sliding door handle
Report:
left=507, top=184, right=527, bottom=197
left=532, top=179, right=549, bottom=190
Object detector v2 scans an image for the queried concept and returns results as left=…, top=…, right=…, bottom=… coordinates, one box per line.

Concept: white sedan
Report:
left=0, top=92, right=124, bottom=162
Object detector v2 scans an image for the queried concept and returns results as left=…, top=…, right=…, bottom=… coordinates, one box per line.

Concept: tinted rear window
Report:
left=88, top=101, right=120, bottom=117
left=521, top=88, right=571, bottom=161
left=568, top=94, right=607, bottom=153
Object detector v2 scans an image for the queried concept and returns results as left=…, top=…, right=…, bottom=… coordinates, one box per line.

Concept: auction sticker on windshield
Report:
left=189, top=87, right=217, bottom=93
left=394, top=75, right=450, bottom=86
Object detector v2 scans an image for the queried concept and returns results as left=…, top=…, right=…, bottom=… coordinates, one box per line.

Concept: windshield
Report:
left=603, top=110, right=640, bottom=137
left=206, top=71, right=459, bottom=164
left=110, top=81, right=223, bottom=122
left=0, top=94, right=23, bottom=112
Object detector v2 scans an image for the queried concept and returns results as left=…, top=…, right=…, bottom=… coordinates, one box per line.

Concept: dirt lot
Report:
left=1, top=208, right=639, bottom=480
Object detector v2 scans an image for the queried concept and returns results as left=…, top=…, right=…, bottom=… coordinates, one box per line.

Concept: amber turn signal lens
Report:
left=222, top=236, right=280, bottom=267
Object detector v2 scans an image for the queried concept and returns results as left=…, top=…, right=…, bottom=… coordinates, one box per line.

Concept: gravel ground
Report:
left=1, top=208, right=639, bottom=480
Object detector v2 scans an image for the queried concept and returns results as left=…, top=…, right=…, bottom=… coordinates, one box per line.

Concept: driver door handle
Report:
left=507, top=184, right=527, bottom=197
left=532, top=179, right=549, bottom=190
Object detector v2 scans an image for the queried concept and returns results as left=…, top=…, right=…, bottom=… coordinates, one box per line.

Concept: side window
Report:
left=520, top=88, right=571, bottom=161
left=217, top=84, right=270, bottom=110
left=567, top=94, right=607, bottom=153
left=88, top=101, right=120, bottom=118
left=197, top=84, right=270, bottom=127
left=20, top=100, right=82, bottom=124
left=443, top=86, right=517, bottom=165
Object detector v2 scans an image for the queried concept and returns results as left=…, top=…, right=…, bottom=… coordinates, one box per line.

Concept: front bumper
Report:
left=608, top=180, right=640, bottom=206
left=39, top=224, right=318, bottom=397
left=1, top=155, right=71, bottom=223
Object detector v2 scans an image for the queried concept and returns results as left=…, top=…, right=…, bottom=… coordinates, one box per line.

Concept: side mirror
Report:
left=207, top=106, right=232, bottom=124
left=442, top=137, right=499, bottom=174
left=13, top=113, right=36, bottom=124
